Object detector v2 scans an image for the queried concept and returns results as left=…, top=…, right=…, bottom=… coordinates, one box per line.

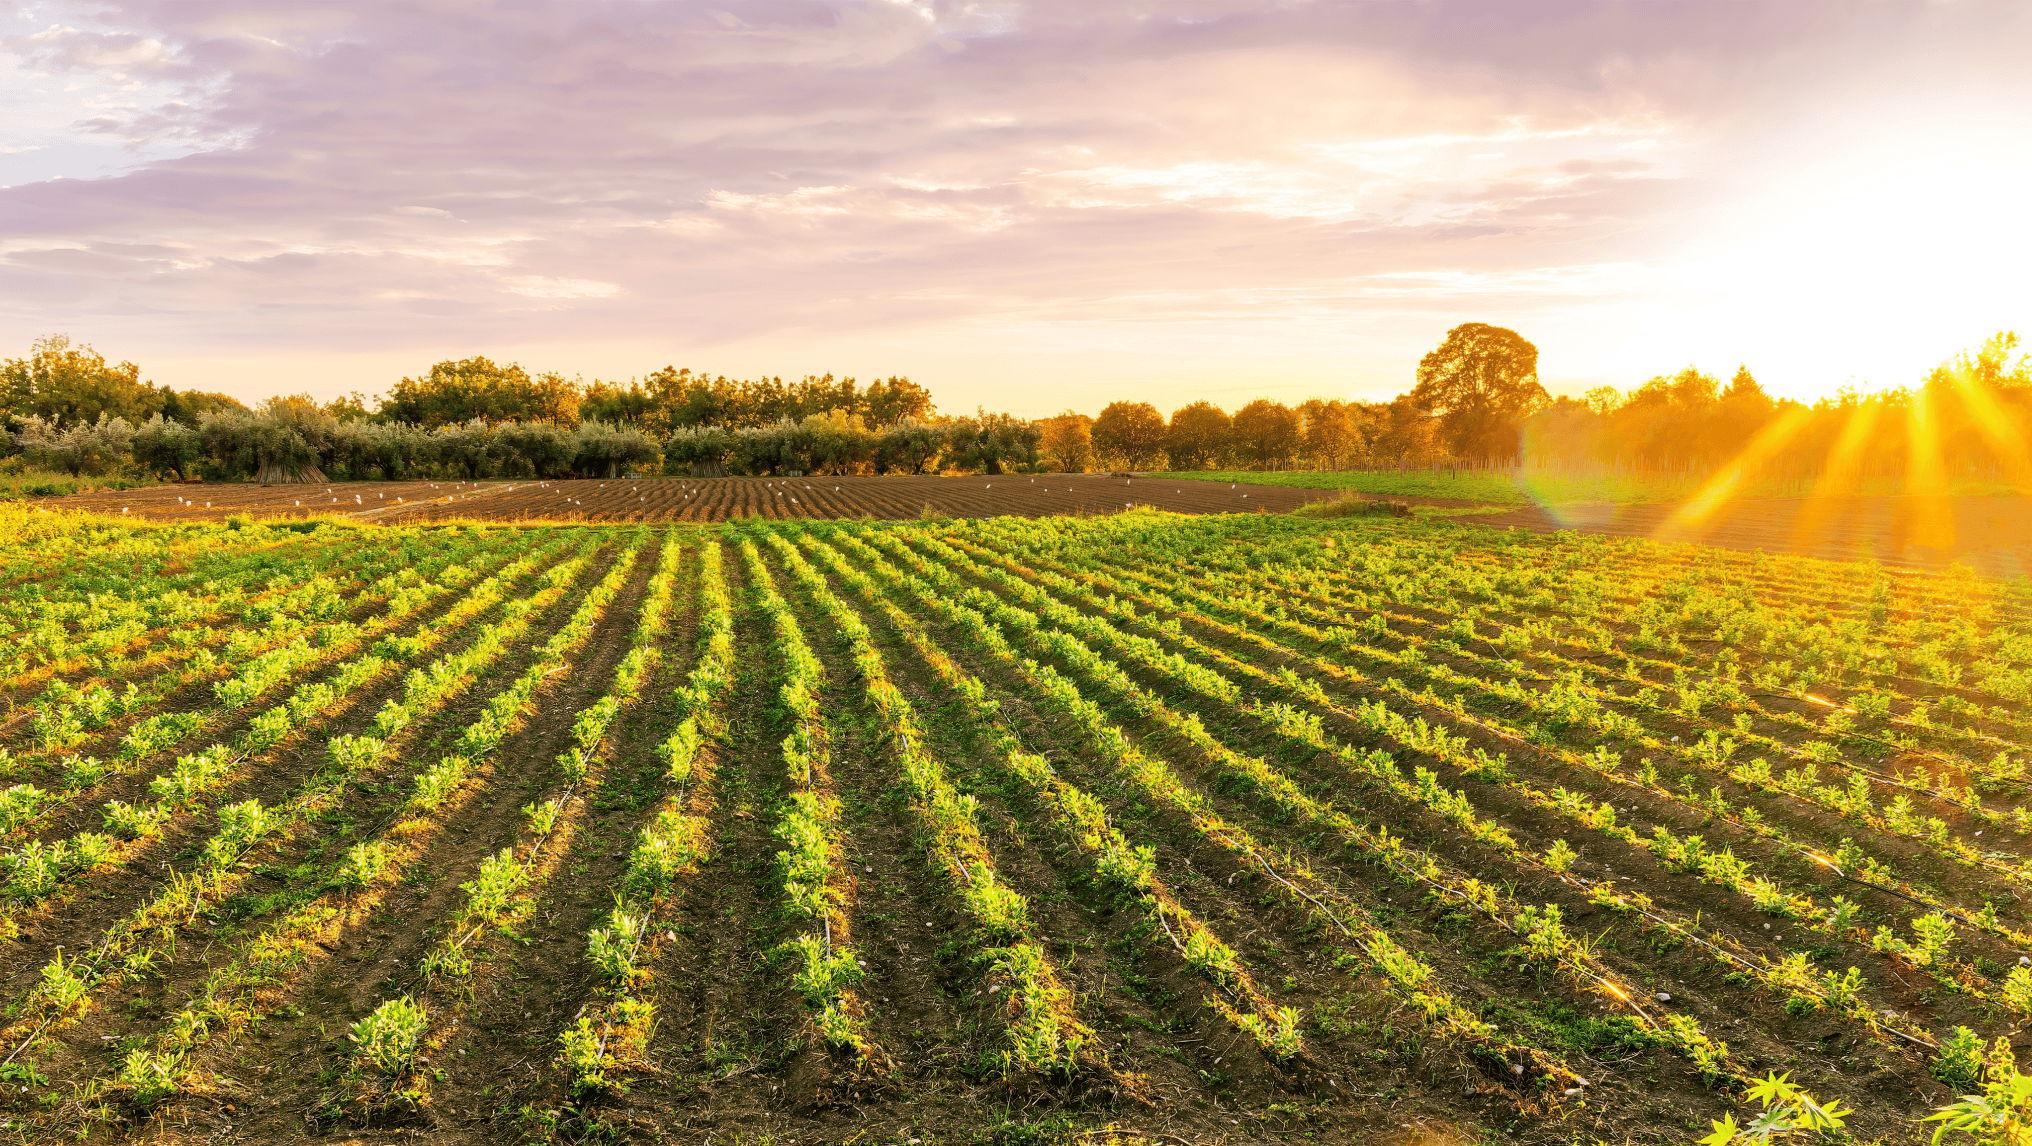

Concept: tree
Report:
left=802, top=409, right=870, bottom=475
left=573, top=421, right=660, bottom=479
left=380, top=357, right=581, bottom=427
left=1040, top=412, right=1095, bottom=472
left=1616, top=367, right=1723, bottom=465
left=864, top=376, right=936, bottom=424
left=131, top=414, right=202, bottom=479
left=663, top=424, right=736, bottom=477
left=1409, top=323, right=1548, bottom=461
left=199, top=409, right=328, bottom=484
left=491, top=421, right=577, bottom=478
left=520, top=372, right=583, bottom=425
left=253, top=395, right=337, bottom=483
left=161, top=388, right=249, bottom=425
left=874, top=417, right=945, bottom=475
left=322, top=391, right=373, bottom=422
left=949, top=411, right=1041, bottom=475
left=1297, top=399, right=1358, bottom=470
left=1164, top=401, right=1231, bottom=470
left=1091, top=401, right=1167, bottom=470
left=1231, top=399, right=1301, bottom=470
left=16, top=413, right=136, bottom=476
left=579, top=380, right=652, bottom=426
left=0, top=334, right=162, bottom=426
left=1369, top=395, right=1436, bottom=464
left=1582, top=386, right=1623, bottom=417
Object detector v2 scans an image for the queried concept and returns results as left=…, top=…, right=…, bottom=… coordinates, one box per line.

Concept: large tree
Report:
left=1298, top=398, right=1359, bottom=470
left=1164, top=401, right=1231, bottom=470
left=863, top=376, right=936, bottom=424
left=1231, top=399, right=1301, bottom=469
left=1409, top=323, right=1548, bottom=461
left=0, top=334, right=162, bottom=426
left=381, top=357, right=582, bottom=427
left=1091, top=401, right=1167, bottom=469
left=1040, top=411, right=1095, bottom=472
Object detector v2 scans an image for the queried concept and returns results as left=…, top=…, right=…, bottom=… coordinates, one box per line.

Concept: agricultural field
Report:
left=1, top=506, right=2030, bottom=1145
left=58, top=475, right=1324, bottom=524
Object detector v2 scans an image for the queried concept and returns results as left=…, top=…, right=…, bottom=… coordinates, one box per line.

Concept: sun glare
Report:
left=1665, top=406, right=1814, bottom=530
left=1901, top=382, right=1955, bottom=553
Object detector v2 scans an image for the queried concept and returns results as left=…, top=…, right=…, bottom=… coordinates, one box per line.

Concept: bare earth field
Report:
left=59, top=474, right=1326, bottom=524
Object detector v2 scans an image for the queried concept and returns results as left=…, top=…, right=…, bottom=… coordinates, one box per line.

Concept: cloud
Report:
left=0, top=0, right=2027, bottom=410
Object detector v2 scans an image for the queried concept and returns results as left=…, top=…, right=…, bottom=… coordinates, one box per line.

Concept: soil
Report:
left=56, top=475, right=1328, bottom=524
left=55, top=479, right=511, bottom=522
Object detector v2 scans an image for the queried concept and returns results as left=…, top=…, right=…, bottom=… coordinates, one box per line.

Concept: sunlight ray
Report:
left=1660, top=406, right=1814, bottom=532
left=1790, top=399, right=1883, bottom=554
left=1901, top=383, right=1955, bottom=553
left=1942, top=367, right=2032, bottom=494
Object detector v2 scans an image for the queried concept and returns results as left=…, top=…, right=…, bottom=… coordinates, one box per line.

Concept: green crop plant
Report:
left=350, top=997, right=428, bottom=1076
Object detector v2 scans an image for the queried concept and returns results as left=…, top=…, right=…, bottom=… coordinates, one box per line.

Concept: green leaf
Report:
left=1698, top=1113, right=1741, bottom=1146
left=1745, top=1070, right=1801, bottom=1109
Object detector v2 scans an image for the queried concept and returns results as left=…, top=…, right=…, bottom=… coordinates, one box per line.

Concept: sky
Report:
left=2, top=0, right=2029, bottom=417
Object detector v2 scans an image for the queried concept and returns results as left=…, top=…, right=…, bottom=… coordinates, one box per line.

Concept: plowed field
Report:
left=58, top=475, right=1323, bottom=524
left=3, top=508, right=2027, bottom=1145
left=57, top=479, right=510, bottom=521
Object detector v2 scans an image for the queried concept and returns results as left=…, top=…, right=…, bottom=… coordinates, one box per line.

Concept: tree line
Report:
left=1050, top=323, right=2032, bottom=484
left=0, top=338, right=1029, bottom=482
left=5, top=324, right=2027, bottom=485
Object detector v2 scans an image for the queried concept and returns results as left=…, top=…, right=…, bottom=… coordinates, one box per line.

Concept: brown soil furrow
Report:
left=805, top=546, right=1253, bottom=1107
left=417, top=549, right=706, bottom=1140
left=144, top=540, right=657, bottom=1140
left=834, top=533, right=1567, bottom=1134
left=766, top=544, right=986, bottom=1100
left=915, top=534, right=1941, bottom=1139
left=0, top=541, right=624, bottom=1114
left=58, top=475, right=1328, bottom=526
left=621, top=557, right=811, bottom=1139
left=0, top=549, right=562, bottom=987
